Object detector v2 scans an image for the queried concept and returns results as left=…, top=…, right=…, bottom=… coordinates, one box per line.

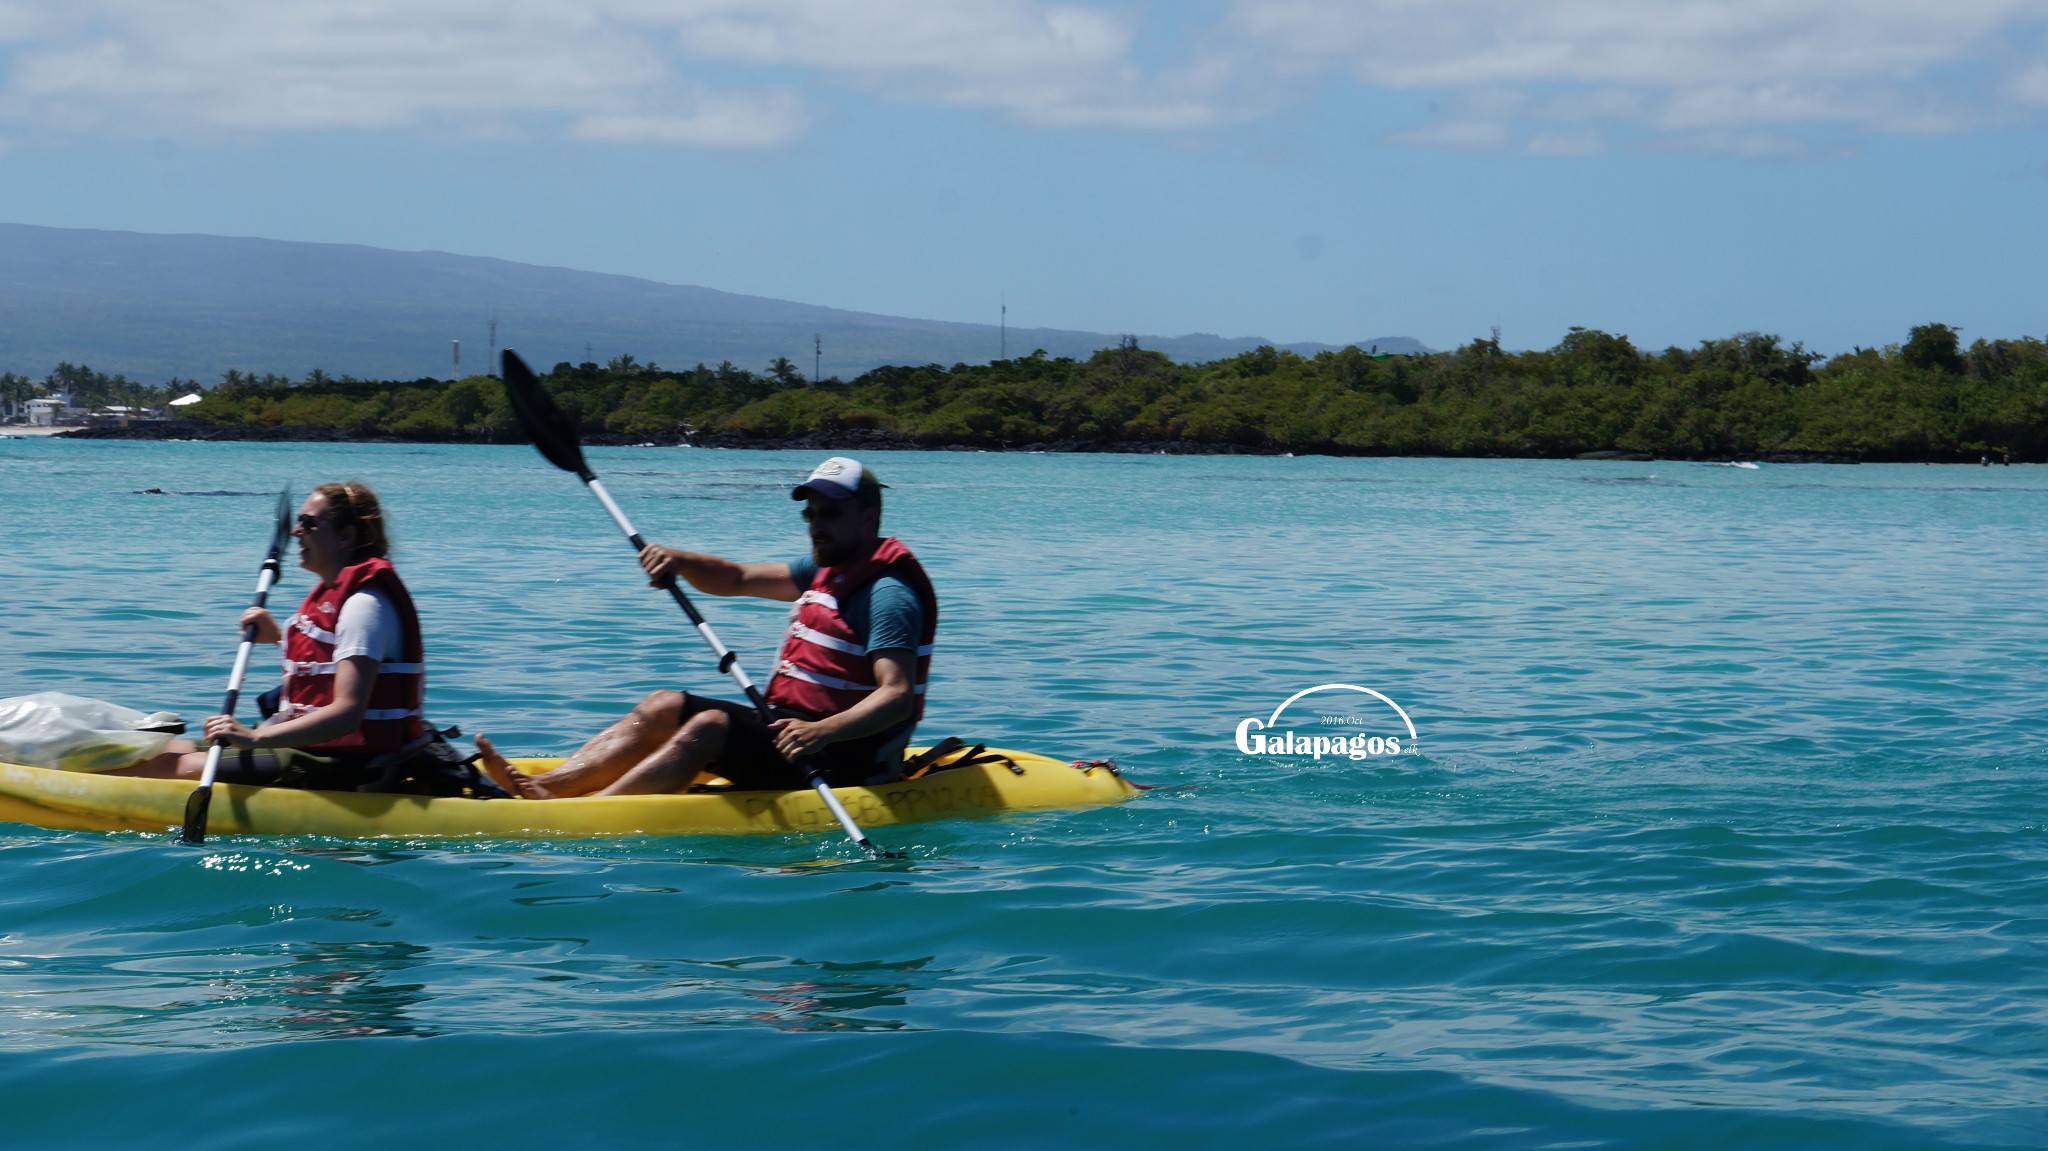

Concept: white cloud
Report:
left=0, top=0, right=1220, bottom=145
left=0, top=3, right=52, bottom=41
left=1, top=1, right=2045, bottom=153
left=1215, top=0, right=2048, bottom=154
left=0, top=1, right=810, bottom=146
left=1389, top=117, right=1512, bottom=151
left=1525, top=126, right=1604, bottom=157
left=571, top=88, right=807, bottom=147
left=659, top=1, right=1227, bottom=128
left=2010, top=62, right=2048, bottom=105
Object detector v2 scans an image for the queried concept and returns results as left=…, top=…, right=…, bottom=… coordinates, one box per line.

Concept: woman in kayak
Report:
left=117, top=480, right=430, bottom=788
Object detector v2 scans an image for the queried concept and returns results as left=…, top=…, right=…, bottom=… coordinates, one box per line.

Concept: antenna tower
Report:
left=814, top=333, right=822, bottom=384
left=487, top=309, right=499, bottom=376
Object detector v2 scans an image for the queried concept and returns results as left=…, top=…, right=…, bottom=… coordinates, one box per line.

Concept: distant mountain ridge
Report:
left=0, top=223, right=1425, bottom=382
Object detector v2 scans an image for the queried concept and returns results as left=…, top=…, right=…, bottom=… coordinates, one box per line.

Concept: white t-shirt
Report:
left=331, top=588, right=405, bottom=664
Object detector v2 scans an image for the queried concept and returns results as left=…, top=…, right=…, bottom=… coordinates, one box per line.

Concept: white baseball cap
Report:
left=792, top=456, right=887, bottom=501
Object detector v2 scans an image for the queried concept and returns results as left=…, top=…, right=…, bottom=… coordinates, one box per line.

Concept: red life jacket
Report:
left=278, top=557, right=427, bottom=755
left=765, top=537, right=936, bottom=725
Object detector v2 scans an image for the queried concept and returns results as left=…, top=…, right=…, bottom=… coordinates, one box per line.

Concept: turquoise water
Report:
left=1, top=438, right=2043, bottom=1148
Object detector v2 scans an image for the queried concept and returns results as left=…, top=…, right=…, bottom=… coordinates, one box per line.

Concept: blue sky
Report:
left=1, top=1, right=2044, bottom=355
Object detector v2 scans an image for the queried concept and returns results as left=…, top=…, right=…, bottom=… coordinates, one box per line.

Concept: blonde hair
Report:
left=314, top=480, right=390, bottom=560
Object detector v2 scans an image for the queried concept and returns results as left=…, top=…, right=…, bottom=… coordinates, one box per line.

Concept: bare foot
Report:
left=475, top=735, right=558, bottom=800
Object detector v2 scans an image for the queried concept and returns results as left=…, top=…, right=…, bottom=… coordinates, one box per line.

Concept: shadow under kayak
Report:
left=0, top=748, right=1139, bottom=839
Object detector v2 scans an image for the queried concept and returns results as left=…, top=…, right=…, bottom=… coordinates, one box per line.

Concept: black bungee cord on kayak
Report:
left=499, top=350, right=900, bottom=860
left=180, top=486, right=294, bottom=844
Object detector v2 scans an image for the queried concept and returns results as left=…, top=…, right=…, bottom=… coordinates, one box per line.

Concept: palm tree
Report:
left=0, top=372, right=31, bottom=421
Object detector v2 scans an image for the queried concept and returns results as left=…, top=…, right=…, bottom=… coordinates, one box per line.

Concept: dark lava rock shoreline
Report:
left=52, top=421, right=1979, bottom=464
left=56, top=421, right=1323, bottom=456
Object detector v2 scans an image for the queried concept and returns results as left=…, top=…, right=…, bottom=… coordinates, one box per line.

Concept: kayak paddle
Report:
left=180, top=485, right=294, bottom=844
left=499, top=350, right=898, bottom=859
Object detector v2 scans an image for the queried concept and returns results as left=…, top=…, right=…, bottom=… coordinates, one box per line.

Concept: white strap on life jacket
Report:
left=788, top=622, right=865, bottom=656
left=776, top=662, right=870, bottom=692
left=281, top=659, right=425, bottom=677
left=796, top=589, right=840, bottom=611
left=275, top=702, right=423, bottom=721
left=290, top=614, right=338, bottom=645
left=775, top=662, right=927, bottom=695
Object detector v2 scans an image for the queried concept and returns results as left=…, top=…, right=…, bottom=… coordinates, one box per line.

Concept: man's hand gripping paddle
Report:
left=499, top=350, right=899, bottom=860
left=180, top=486, right=293, bottom=845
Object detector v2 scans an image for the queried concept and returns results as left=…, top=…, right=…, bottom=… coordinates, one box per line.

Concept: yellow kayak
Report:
left=0, top=747, right=1138, bottom=840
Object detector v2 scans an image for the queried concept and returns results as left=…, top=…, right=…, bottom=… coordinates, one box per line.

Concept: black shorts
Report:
left=210, top=746, right=378, bottom=790
left=681, top=694, right=908, bottom=791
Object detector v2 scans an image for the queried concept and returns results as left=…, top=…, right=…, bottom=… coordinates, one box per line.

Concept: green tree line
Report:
left=96, top=324, right=2048, bottom=459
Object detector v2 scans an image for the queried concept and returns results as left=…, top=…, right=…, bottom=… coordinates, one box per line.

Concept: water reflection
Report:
left=264, top=940, right=435, bottom=1039
left=449, top=945, right=941, bottom=1036
left=718, top=956, right=931, bottom=1033
left=2, top=938, right=435, bottom=1048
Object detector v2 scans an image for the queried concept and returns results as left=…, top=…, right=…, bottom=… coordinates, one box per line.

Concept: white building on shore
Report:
left=25, top=397, right=70, bottom=426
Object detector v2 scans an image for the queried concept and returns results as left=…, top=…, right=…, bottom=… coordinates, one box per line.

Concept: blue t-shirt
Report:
left=787, top=555, right=925, bottom=654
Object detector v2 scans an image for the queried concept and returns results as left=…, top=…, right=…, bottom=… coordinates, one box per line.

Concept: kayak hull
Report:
left=0, top=749, right=1138, bottom=840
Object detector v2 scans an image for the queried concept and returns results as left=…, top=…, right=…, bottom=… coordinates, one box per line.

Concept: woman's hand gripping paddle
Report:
left=499, top=350, right=899, bottom=860
left=180, top=486, right=293, bottom=844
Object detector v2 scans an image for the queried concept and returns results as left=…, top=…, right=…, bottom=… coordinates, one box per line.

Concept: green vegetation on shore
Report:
left=38, top=324, right=2048, bottom=460
left=2, top=362, right=204, bottom=416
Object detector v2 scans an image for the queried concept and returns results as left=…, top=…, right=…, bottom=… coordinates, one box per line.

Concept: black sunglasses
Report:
left=295, top=513, right=323, bottom=531
left=801, top=504, right=851, bottom=524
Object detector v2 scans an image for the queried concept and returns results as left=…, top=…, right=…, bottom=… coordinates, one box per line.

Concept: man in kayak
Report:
left=477, top=456, right=936, bottom=798
left=117, top=481, right=432, bottom=787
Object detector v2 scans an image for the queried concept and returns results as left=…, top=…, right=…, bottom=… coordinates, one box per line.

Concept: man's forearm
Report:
left=812, top=684, right=915, bottom=744
left=663, top=549, right=744, bottom=596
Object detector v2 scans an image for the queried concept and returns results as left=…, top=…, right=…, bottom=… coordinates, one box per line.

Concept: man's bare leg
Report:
left=475, top=691, right=688, bottom=799
left=573, top=704, right=733, bottom=794
left=594, top=709, right=732, bottom=796
left=479, top=708, right=730, bottom=800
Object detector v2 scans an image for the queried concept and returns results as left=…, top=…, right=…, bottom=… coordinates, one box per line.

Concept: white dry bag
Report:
left=0, top=692, right=185, bottom=772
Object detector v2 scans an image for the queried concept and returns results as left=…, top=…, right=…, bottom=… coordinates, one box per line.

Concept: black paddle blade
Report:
left=502, top=350, right=591, bottom=478
left=267, top=486, right=293, bottom=560
left=179, top=784, right=212, bottom=845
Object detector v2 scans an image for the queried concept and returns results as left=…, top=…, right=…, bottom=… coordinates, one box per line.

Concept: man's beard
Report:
left=812, top=535, right=863, bottom=567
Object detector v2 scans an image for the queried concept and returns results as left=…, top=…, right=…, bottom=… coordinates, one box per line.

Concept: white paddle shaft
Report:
left=584, top=476, right=641, bottom=539
left=192, top=561, right=281, bottom=792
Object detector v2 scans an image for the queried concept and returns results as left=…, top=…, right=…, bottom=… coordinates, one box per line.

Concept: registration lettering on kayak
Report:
left=880, top=785, right=942, bottom=817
